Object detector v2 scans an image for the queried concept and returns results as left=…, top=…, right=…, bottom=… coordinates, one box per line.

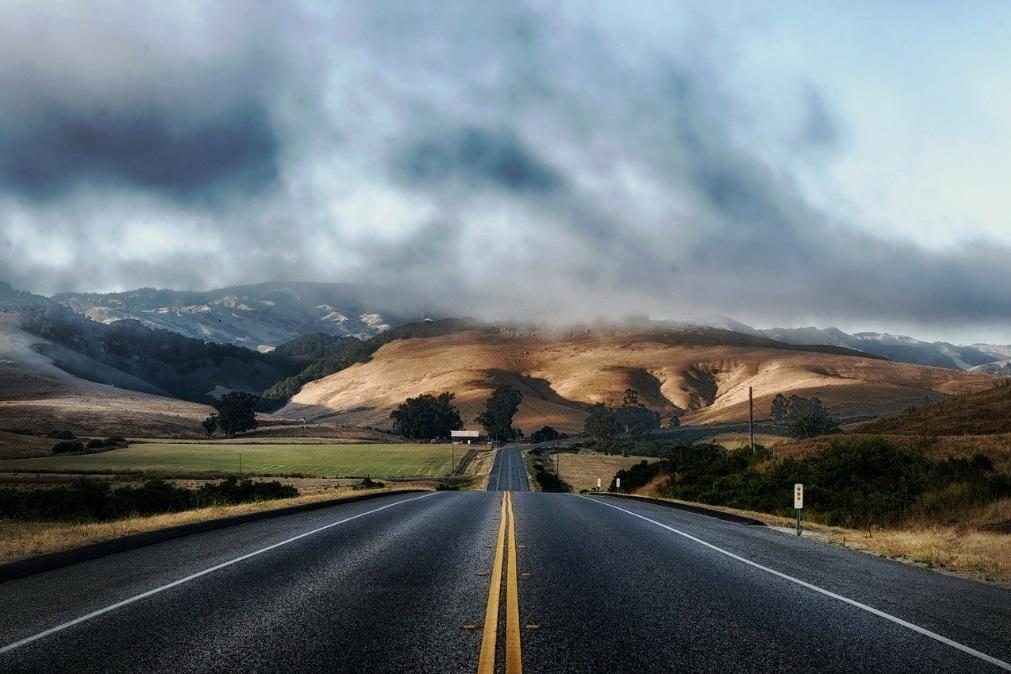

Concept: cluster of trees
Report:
left=476, top=386, right=523, bottom=441
left=609, top=438, right=1011, bottom=528
left=529, top=425, right=565, bottom=443
left=387, top=384, right=526, bottom=442
left=203, top=392, right=259, bottom=437
left=583, top=389, right=670, bottom=444
left=0, top=477, right=297, bottom=522
left=770, top=394, right=840, bottom=438
left=389, top=392, right=463, bottom=439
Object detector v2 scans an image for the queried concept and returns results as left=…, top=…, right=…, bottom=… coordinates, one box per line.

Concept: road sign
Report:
left=794, top=483, right=804, bottom=509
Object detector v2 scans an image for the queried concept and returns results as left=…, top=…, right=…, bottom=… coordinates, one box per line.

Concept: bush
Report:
left=534, top=470, right=570, bottom=492
left=52, top=440, right=84, bottom=454
left=352, top=477, right=385, bottom=490
left=608, top=438, right=1011, bottom=528
left=47, top=430, right=75, bottom=440
left=0, top=477, right=298, bottom=522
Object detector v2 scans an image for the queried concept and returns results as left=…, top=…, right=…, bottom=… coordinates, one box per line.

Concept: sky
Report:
left=2, top=1, right=1011, bottom=343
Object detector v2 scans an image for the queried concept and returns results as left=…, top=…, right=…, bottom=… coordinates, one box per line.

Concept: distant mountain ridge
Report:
left=6, top=281, right=1011, bottom=373
left=53, top=281, right=443, bottom=348
left=698, top=320, right=1010, bottom=373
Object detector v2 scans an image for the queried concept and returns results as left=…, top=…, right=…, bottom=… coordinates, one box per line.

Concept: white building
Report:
left=450, top=429, right=482, bottom=444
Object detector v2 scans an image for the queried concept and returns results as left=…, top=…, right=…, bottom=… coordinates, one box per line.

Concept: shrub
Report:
left=353, top=477, right=385, bottom=490
left=52, top=440, right=84, bottom=454
left=0, top=477, right=298, bottom=522
left=47, top=430, right=75, bottom=440
left=608, top=438, right=1011, bottom=528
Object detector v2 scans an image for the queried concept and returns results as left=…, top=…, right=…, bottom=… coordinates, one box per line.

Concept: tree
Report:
left=212, top=392, right=259, bottom=437
left=614, top=388, right=660, bottom=439
left=771, top=394, right=789, bottom=426
left=201, top=414, right=219, bottom=437
left=770, top=394, right=840, bottom=438
left=667, top=413, right=681, bottom=429
left=530, top=425, right=562, bottom=443
left=584, top=403, right=620, bottom=445
left=389, top=392, right=463, bottom=439
left=476, top=386, right=523, bottom=441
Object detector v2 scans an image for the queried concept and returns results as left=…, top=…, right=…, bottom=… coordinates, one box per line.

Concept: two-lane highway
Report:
left=487, top=446, right=529, bottom=492
left=1, top=447, right=1009, bottom=672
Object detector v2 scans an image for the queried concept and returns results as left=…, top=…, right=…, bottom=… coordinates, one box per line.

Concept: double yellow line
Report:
left=478, top=491, right=523, bottom=674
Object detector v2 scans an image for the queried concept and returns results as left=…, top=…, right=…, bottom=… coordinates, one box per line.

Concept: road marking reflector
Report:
left=582, top=496, right=1011, bottom=672
left=0, top=492, right=441, bottom=657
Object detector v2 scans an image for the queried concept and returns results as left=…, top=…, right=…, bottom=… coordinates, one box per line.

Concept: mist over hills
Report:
left=53, top=281, right=443, bottom=349
left=1, top=280, right=1004, bottom=434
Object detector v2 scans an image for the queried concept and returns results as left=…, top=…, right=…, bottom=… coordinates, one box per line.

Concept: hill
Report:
left=11, top=301, right=300, bottom=403
left=278, top=327, right=993, bottom=434
left=54, top=281, right=441, bottom=348
left=858, top=381, right=1011, bottom=436
left=726, top=321, right=1008, bottom=371
left=0, top=313, right=211, bottom=437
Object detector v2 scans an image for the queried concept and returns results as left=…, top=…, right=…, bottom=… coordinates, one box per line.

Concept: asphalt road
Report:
left=1, top=451, right=1009, bottom=672
left=487, top=446, right=529, bottom=492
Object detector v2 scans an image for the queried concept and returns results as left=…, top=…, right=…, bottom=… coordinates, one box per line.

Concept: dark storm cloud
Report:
left=0, top=100, right=279, bottom=202
left=2, top=1, right=1011, bottom=341
left=394, top=126, right=563, bottom=195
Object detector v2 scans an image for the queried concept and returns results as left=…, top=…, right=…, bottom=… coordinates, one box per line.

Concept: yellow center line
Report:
left=505, top=490, right=523, bottom=674
left=478, top=492, right=508, bottom=674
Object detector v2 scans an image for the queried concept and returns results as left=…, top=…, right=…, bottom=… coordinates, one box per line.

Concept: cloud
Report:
left=0, top=100, right=279, bottom=202
left=394, top=126, right=563, bottom=196
left=0, top=1, right=1010, bottom=342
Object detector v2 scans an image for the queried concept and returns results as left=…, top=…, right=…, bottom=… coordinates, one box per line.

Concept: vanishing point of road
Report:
left=1, top=446, right=1009, bottom=672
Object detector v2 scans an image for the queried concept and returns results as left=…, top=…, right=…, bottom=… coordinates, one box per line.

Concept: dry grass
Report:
left=702, top=432, right=790, bottom=449
left=0, top=431, right=56, bottom=459
left=626, top=493, right=1011, bottom=585
left=555, top=451, right=658, bottom=492
left=0, top=483, right=435, bottom=565
left=777, top=433, right=1011, bottom=472
left=280, top=329, right=990, bottom=433
left=860, top=381, right=1011, bottom=436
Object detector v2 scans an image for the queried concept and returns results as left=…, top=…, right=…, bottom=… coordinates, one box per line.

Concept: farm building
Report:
left=450, top=429, right=483, bottom=444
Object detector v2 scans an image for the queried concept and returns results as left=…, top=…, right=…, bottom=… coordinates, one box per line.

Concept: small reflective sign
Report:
left=794, top=483, right=804, bottom=509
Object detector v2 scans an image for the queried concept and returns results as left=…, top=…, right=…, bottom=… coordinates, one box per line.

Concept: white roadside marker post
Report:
left=596, top=478, right=601, bottom=491
left=794, top=483, right=804, bottom=536
left=616, top=477, right=621, bottom=492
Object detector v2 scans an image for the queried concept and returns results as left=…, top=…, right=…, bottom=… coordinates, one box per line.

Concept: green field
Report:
left=1, top=442, right=457, bottom=477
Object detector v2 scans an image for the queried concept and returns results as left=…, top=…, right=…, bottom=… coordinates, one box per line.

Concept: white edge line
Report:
left=581, top=495, right=1011, bottom=672
left=0, top=492, right=440, bottom=656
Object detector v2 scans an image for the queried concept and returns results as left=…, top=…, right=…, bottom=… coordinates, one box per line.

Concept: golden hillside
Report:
left=279, top=329, right=993, bottom=434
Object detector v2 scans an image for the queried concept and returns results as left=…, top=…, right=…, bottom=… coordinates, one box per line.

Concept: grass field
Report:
left=554, top=451, right=658, bottom=492
left=0, top=442, right=457, bottom=477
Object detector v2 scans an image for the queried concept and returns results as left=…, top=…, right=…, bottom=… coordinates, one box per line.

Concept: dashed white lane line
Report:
left=582, top=496, right=1011, bottom=672
left=0, top=492, right=440, bottom=656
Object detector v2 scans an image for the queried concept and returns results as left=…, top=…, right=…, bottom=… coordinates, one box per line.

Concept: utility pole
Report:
left=451, top=443, right=455, bottom=477
left=749, top=386, right=755, bottom=454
